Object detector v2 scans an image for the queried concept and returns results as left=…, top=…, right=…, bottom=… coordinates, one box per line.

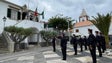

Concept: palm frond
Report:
left=91, top=13, right=111, bottom=35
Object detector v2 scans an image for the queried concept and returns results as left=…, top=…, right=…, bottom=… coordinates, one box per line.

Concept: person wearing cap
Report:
left=60, top=33, right=68, bottom=60
left=95, top=31, right=102, bottom=57
left=52, top=36, right=56, bottom=52
left=88, top=29, right=97, bottom=63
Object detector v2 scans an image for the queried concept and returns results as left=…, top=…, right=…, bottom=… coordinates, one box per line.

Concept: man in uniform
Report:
left=60, top=33, right=68, bottom=60
left=95, top=31, right=102, bottom=57
left=88, top=29, right=97, bottom=63
left=79, top=36, right=83, bottom=52
left=52, top=36, right=56, bottom=52
left=71, top=34, right=77, bottom=55
left=99, top=32, right=106, bottom=53
left=83, top=36, right=88, bottom=50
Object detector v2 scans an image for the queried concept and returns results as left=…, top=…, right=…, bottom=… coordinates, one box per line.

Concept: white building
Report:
left=73, top=9, right=112, bottom=37
left=0, top=0, right=44, bottom=44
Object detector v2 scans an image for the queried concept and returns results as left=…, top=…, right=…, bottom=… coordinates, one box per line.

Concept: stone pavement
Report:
left=0, top=45, right=112, bottom=63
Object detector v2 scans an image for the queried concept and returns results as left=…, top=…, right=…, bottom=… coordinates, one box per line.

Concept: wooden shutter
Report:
left=17, top=12, right=21, bottom=20
left=7, top=8, right=11, bottom=18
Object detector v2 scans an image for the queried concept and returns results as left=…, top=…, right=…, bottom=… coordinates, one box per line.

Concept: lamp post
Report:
left=3, top=16, right=7, bottom=30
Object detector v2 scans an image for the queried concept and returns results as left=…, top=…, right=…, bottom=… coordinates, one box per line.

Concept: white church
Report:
left=0, top=0, right=45, bottom=52
left=73, top=9, right=112, bottom=37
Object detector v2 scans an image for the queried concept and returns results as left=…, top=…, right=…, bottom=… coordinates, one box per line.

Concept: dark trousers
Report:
left=89, top=46, right=97, bottom=63
left=97, top=46, right=102, bottom=57
left=84, top=43, right=87, bottom=50
left=73, top=44, right=77, bottom=55
left=101, top=44, right=106, bottom=53
left=61, top=46, right=67, bottom=60
left=52, top=43, right=56, bottom=52
left=80, top=44, right=83, bottom=52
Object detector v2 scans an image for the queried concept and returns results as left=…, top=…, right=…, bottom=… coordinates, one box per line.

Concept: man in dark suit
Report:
left=71, top=34, right=77, bottom=55
left=99, top=32, right=106, bottom=53
left=95, top=31, right=102, bottom=57
left=60, top=33, right=68, bottom=60
left=83, top=36, right=88, bottom=50
left=88, top=29, right=97, bottom=63
left=79, top=36, right=83, bottom=52
left=52, top=36, right=56, bottom=52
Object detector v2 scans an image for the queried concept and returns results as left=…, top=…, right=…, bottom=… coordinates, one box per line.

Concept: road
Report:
left=0, top=45, right=112, bottom=63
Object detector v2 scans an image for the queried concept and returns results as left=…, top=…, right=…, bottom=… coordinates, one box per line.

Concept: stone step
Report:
left=0, top=44, right=6, bottom=48
left=0, top=50, right=9, bottom=54
left=0, top=34, right=9, bottom=54
left=0, top=48, right=9, bottom=54
left=0, top=48, right=8, bottom=50
left=0, top=46, right=6, bottom=48
left=0, top=51, right=8, bottom=53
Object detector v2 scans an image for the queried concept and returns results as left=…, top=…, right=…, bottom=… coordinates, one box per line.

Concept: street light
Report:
left=3, top=16, right=7, bottom=30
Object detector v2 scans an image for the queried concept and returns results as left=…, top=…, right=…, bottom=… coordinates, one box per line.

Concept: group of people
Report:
left=51, top=29, right=106, bottom=63
left=87, top=29, right=106, bottom=63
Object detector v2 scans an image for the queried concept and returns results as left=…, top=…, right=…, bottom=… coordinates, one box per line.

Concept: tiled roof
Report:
left=75, top=21, right=93, bottom=28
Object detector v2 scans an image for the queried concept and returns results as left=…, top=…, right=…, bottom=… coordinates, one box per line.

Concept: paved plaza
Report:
left=0, top=44, right=112, bottom=63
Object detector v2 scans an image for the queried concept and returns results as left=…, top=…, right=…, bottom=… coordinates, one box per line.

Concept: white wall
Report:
left=74, top=22, right=112, bottom=36
left=0, top=1, right=9, bottom=33
left=74, top=25, right=99, bottom=36
left=0, top=1, right=8, bottom=19
left=16, top=20, right=44, bottom=31
left=0, top=1, right=44, bottom=43
left=0, top=1, right=44, bottom=32
left=109, top=22, right=112, bottom=35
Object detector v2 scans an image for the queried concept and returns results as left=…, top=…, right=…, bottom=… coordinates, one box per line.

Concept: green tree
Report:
left=48, top=15, right=74, bottom=31
left=91, top=13, right=111, bottom=47
left=40, top=30, right=58, bottom=46
left=4, top=26, right=33, bottom=51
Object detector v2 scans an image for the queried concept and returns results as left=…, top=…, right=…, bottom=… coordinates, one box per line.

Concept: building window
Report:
left=7, top=8, right=20, bottom=20
left=11, top=9, right=17, bottom=20
left=7, top=8, right=11, bottom=18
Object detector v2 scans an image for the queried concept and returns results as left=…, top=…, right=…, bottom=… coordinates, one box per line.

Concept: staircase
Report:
left=0, top=34, right=9, bottom=54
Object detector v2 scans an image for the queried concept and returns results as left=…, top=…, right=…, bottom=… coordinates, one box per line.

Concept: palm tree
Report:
left=91, top=13, right=111, bottom=47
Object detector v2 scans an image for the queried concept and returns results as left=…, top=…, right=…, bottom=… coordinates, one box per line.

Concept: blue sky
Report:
left=7, top=0, right=112, bottom=22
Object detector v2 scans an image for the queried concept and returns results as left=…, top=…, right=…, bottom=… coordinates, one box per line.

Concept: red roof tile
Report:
left=75, top=21, right=93, bottom=27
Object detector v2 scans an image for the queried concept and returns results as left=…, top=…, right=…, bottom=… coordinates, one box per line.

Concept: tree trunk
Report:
left=46, top=42, right=48, bottom=46
left=104, top=35, right=110, bottom=48
left=14, top=43, right=20, bottom=52
left=46, top=40, right=49, bottom=46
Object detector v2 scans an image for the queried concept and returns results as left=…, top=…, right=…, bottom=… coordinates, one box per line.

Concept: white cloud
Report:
left=41, top=2, right=53, bottom=12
